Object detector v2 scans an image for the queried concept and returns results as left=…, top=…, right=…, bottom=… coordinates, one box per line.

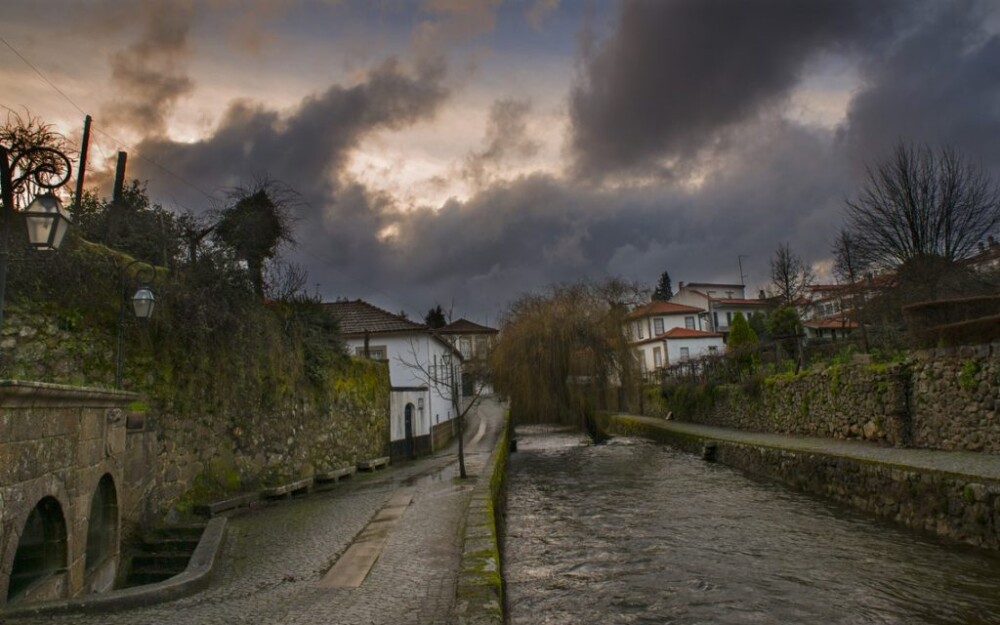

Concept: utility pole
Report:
left=73, top=115, right=91, bottom=213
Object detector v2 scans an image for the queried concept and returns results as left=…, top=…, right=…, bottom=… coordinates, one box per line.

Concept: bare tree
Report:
left=769, top=242, right=814, bottom=305
left=831, top=229, right=870, bottom=352
left=844, top=142, right=1000, bottom=267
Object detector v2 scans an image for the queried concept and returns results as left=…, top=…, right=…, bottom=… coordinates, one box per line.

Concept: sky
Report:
left=3, top=0, right=1000, bottom=323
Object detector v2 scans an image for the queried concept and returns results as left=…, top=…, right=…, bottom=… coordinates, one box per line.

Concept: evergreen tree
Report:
left=726, top=312, right=759, bottom=375
left=651, top=271, right=673, bottom=301
left=424, top=304, right=447, bottom=328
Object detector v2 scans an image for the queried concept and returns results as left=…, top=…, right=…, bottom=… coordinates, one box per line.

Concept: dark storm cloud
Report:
left=463, top=98, right=541, bottom=187
left=101, top=0, right=196, bottom=136
left=133, top=58, right=448, bottom=206
left=365, top=118, right=851, bottom=316
left=568, top=0, right=904, bottom=179
left=842, top=0, right=1000, bottom=172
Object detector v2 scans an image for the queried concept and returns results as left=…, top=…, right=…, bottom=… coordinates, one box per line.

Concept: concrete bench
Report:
left=314, top=466, right=357, bottom=491
left=260, top=477, right=314, bottom=499
left=194, top=493, right=260, bottom=518
left=356, top=456, right=390, bottom=472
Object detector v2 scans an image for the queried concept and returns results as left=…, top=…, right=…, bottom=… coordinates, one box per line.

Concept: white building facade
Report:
left=326, top=300, right=462, bottom=460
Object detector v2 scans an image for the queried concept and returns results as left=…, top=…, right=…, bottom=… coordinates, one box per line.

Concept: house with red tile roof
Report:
left=625, top=299, right=723, bottom=374
left=324, top=299, right=463, bottom=460
left=435, top=318, right=499, bottom=396
left=670, top=281, right=773, bottom=336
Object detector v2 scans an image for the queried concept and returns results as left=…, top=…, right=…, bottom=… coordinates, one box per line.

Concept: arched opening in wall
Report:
left=84, top=474, right=119, bottom=575
left=7, top=497, right=68, bottom=602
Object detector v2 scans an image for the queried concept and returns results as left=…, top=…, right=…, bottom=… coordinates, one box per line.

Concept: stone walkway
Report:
left=6, top=398, right=506, bottom=625
left=630, top=417, right=1000, bottom=480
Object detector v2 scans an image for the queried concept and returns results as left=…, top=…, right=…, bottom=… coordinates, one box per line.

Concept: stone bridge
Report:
left=0, top=382, right=143, bottom=608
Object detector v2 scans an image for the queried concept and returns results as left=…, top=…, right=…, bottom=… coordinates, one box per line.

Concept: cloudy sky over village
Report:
left=3, top=0, right=1000, bottom=321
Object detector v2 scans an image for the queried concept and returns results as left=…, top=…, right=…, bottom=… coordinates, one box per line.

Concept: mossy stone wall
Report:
left=661, top=343, right=1000, bottom=453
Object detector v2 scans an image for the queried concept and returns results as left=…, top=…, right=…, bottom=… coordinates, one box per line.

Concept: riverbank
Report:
left=597, top=414, right=1000, bottom=550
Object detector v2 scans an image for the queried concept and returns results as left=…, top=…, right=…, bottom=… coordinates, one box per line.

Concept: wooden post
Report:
left=73, top=115, right=91, bottom=213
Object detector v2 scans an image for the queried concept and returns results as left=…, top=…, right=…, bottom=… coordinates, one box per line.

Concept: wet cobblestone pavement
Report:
left=7, top=400, right=505, bottom=625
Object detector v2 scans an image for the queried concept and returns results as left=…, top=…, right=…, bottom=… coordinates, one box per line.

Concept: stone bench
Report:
left=194, top=493, right=260, bottom=518
left=313, top=466, right=357, bottom=491
left=357, top=456, right=390, bottom=472
left=260, top=477, right=314, bottom=499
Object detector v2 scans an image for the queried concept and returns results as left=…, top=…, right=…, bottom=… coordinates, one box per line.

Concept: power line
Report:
left=0, top=36, right=88, bottom=118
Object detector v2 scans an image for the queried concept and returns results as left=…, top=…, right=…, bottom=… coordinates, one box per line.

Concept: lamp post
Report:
left=115, top=260, right=156, bottom=389
left=0, top=145, right=74, bottom=330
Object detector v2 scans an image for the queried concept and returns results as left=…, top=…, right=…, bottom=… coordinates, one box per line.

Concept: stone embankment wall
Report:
left=453, top=411, right=509, bottom=625
left=600, top=415, right=1000, bottom=551
left=662, top=343, right=1000, bottom=453
left=154, top=357, right=390, bottom=518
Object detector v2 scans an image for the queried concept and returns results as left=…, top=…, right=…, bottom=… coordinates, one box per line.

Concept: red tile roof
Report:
left=804, top=317, right=859, bottom=330
left=324, top=299, right=427, bottom=336
left=626, top=301, right=704, bottom=319
left=437, top=318, right=499, bottom=335
left=662, top=327, right=723, bottom=339
left=707, top=297, right=770, bottom=306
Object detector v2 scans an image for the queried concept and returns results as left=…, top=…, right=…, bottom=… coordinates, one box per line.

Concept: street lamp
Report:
left=116, top=260, right=157, bottom=389
left=0, top=145, right=74, bottom=330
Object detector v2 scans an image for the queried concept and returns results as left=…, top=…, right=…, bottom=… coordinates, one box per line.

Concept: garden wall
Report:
left=663, top=342, right=1000, bottom=453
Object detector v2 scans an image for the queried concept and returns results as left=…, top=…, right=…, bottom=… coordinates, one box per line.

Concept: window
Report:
left=355, top=345, right=387, bottom=360
left=713, top=312, right=719, bottom=329
left=636, top=321, right=644, bottom=339
left=685, top=316, right=695, bottom=329
left=634, top=349, right=646, bottom=371
left=459, top=337, right=472, bottom=358
left=653, top=347, right=662, bottom=368
left=680, top=347, right=690, bottom=360
left=653, top=318, right=664, bottom=335
left=726, top=312, right=733, bottom=326
left=475, top=336, right=489, bottom=356
left=708, top=345, right=718, bottom=354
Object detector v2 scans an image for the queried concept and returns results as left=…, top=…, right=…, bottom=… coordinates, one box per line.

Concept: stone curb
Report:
left=453, top=413, right=509, bottom=625
left=0, top=517, right=227, bottom=618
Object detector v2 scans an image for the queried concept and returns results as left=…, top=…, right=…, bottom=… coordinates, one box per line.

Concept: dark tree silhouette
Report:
left=844, top=142, right=1000, bottom=268
left=651, top=271, right=673, bottom=301
left=214, top=180, right=298, bottom=299
left=424, top=304, right=447, bottom=328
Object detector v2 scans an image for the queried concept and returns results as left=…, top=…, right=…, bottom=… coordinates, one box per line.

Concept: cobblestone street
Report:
left=6, top=399, right=505, bottom=625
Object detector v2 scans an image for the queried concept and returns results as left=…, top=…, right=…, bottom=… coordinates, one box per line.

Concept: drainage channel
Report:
left=319, top=490, right=413, bottom=588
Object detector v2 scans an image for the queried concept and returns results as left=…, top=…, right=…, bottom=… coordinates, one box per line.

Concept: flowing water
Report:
left=503, top=426, right=1000, bottom=625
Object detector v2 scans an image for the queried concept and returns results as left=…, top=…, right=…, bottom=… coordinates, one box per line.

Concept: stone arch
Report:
left=7, top=496, right=68, bottom=602
left=84, top=474, right=119, bottom=579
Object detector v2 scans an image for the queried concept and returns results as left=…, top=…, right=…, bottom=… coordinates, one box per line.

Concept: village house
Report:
left=626, top=300, right=724, bottom=376
left=325, top=299, right=462, bottom=460
left=671, top=281, right=771, bottom=337
left=434, top=318, right=499, bottom=396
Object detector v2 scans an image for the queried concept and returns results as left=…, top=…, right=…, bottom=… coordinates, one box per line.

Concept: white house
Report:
left=435, top=318, right=498, bottom=397
left=325, top=299, right=462, bottom=460
left=625, top=301, right=723, bottom=375
left=672, top=281, right=771, bottom=337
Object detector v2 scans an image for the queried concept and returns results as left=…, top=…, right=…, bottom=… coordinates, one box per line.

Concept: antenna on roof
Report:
left=738, top=254, right=748, bottom=285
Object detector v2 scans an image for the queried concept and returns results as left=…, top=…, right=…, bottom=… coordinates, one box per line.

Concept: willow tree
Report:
left=490, top=279, right=643, bottom=426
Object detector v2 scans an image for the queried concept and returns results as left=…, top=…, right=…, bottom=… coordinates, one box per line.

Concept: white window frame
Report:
left=653, top=346, right=662, bottom=368
left=680, top=347, right=690, bottom=361
left=653, top=318, right=664, bottom=335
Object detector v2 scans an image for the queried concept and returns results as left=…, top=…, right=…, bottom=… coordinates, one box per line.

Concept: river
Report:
left=503, top=426, right=1000, bottom=625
